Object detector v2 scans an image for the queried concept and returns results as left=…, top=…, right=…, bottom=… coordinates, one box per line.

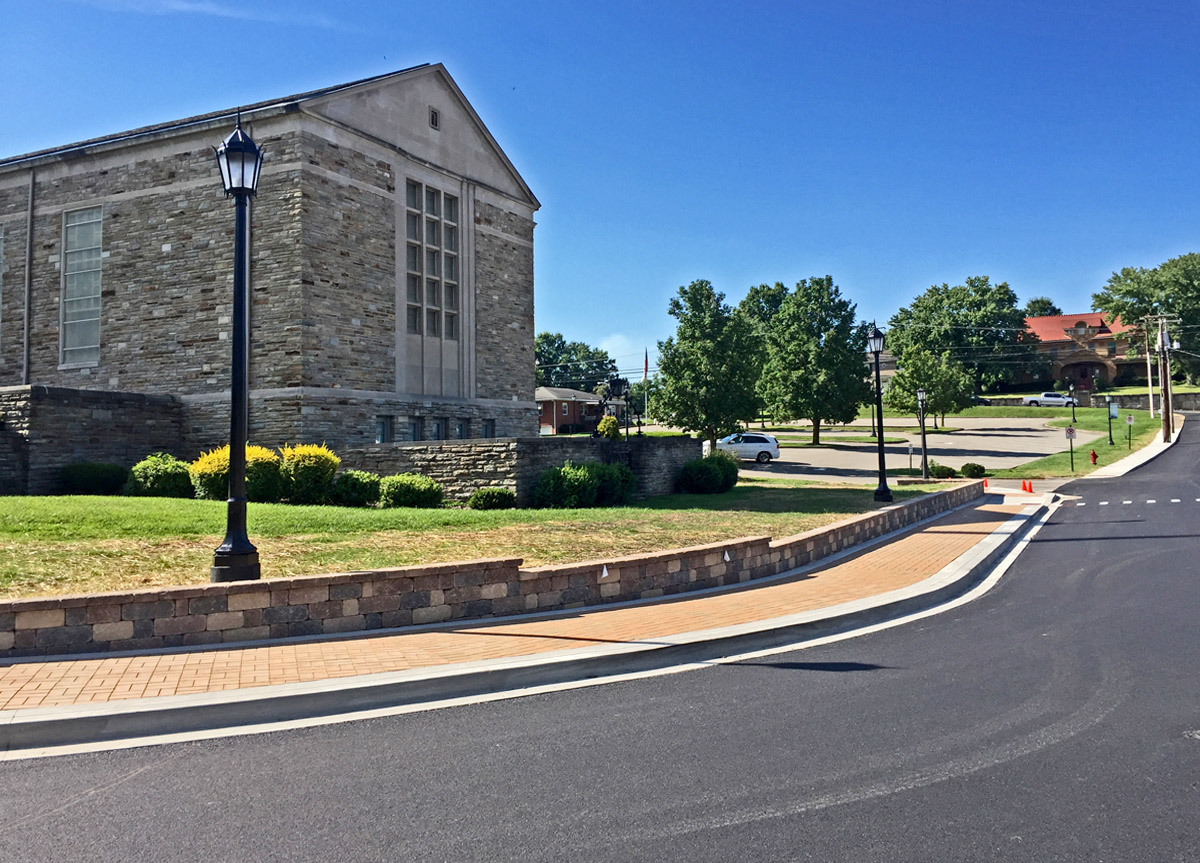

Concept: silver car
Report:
left=716, top=432, right=781, bottom=463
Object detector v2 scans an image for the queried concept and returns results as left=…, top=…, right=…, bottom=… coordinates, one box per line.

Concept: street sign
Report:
left=1065, top=426, right=1077, bottom=440
left=1126, top=414, right=1134, bottom=425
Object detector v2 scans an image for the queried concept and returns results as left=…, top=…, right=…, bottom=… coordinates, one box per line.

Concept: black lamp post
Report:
left=867, top=323, right=892, bottom=502
left=1105, top=394, right=1114, bottom=446
left=916, top=387, right=929, bottom=481
left=1068, top=383, right=1076, bottom=424
left=211, top=114, right=263, bottom=583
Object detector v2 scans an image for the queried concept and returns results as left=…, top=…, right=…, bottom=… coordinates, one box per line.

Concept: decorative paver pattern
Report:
left=0, top=503, right=1020, bottom=711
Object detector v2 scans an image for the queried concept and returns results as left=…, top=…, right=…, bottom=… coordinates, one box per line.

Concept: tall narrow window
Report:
left=62, top=207, right=102, bottom=365
left=405, top=180, right=459, bottom=341
left=0, top=228, right=5, bottom=342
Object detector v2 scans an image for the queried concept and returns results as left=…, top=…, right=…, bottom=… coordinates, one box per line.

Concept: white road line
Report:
left=1123, top=501, right=1133, bottom=505
left=1099, top=501, right=1109, bottom=506
left=1076, top=502, right=1086, bottom=506
left=1147, top=499, right=1157, bottom=504
left=1171, top=499, right=1181, bottom=503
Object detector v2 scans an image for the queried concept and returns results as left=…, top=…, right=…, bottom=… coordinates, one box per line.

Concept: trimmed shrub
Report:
left=60, top=462, right=129, bottom=495
left=928, top=461, right=957, bottom=479
left=959, top=462, right=986, bottom=478
left=468, top=487, right=517, bottom=510
left=584, top=461, right=637, bottom=506
left=596, top=415, right=621, bottom=441
left=189, top=445, right=285, bottom=502
left=678, top=451, right=739, bottom=494
left=532, top=460, right=599, bottom=508
left=280, top=443, right=341, bottom=505
left=379, top=473, right=443, bottom=508
left=126, top=452, right=193, bottom=498
left=331, top=470, right=382, bottom=507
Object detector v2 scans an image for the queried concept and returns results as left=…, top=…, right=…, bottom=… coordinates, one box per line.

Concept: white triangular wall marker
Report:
left=601, top=564, right=609, bottom=580
left=723, top=550, right=730, bottom=562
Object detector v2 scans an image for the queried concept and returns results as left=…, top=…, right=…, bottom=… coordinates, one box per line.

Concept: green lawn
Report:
left=986, top=407, right=1161, bottom=478
left=0, top=478, right=948, bottom=599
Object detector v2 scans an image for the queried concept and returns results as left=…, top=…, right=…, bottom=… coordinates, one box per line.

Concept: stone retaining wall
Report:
left=0, top=481, right=984, bottom=657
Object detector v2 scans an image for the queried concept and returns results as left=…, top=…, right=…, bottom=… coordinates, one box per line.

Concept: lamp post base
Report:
left=211, top=553, right=261, bottom=583
left=873, top=485, right=893, bottom=503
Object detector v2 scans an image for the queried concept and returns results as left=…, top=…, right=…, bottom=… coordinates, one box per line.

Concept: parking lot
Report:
left=733, top=416, right=1103, bottom=484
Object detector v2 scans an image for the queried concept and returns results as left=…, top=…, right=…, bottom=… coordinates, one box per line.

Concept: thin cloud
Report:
left=74, top=0, right=345, bottom=29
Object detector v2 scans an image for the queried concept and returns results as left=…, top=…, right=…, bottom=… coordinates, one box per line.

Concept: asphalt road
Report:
left=0, top=427, right=1197, bottom=862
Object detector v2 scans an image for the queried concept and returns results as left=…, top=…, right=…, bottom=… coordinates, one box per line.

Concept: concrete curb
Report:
left=0, top=498, right=1046, bottom=754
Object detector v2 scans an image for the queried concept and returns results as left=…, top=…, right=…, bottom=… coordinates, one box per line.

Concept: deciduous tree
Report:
left=760, top=276, right=870, bottom=444
left=887, top=276, right=1039, bottom=391
left=885, top=349, right=973, bottom=427
left=534, top=332, right=618, bottom=391
left=653, top=280, right=762, bottom=447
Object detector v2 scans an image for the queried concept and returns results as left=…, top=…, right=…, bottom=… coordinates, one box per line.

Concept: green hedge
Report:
left=467, top=487, right=517, bottom=510
left=331, top=470, right=382, bottom=507
left=678, top=451, right=739, bottom=494
left=60, top=462, right=129, bottom=495
left=379, top=473, right=444, bottom=508
left=126, top=453, right=193, bottom=498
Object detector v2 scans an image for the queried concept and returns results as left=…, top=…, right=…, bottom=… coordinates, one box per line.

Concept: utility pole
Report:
left=1145, top=329, right=1155, bottom=419
left=1143, top=314, right=1180, bottom=444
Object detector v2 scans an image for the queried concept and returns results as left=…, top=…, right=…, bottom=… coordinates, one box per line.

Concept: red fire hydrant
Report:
left=1090, top=449, right=1098, bottom=465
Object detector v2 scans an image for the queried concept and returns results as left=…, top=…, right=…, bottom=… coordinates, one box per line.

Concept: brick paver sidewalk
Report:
left=0, top=502, right=1021, bottom=712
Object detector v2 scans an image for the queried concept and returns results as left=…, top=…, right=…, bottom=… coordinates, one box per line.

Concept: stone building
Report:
left=0, top=64, right=539, bottom=488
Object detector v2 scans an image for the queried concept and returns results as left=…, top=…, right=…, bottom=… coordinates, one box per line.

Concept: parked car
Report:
left=970, top=394, right=992, bottom=406
left=716, top=432, right=781, bottom=463
left=1021, top=392, right=1078, bottom=407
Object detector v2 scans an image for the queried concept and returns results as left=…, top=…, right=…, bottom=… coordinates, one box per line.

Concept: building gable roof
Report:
left=1025, top=313, right=1133, bottom=343
left=535, top=386, right=601, bottom=402
left=0, top=65, right=539, bottom=208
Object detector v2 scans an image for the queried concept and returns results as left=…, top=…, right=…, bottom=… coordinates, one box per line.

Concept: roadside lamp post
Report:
left=867, top=323, right=892, bottom=502
left=916, top=388, right=929, bottom=481
left=1105, top=394, right=1115, bottom=446
left=1068, top=383, right=1076, bottom=424
left=210, top=114, right=263, bottom=583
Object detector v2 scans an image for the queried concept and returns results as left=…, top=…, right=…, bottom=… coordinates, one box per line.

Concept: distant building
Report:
left=0, top=64, right=540, bottom=490
left=1024, top=313, right=1143, bottom=388
left=535, top=386, right=624, bottom=435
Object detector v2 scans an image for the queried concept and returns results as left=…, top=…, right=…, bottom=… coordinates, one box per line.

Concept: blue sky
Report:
left=4, top=0, right=1198, bottom=380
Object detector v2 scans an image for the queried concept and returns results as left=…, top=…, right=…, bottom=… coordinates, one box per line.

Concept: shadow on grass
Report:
left=641, top=485, right=923, bottom=515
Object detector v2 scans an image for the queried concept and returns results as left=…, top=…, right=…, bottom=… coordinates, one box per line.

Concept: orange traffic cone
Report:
left=1021, top=480, right=1029, bottom=492
left=1028, top=481, right=1034, bottom=493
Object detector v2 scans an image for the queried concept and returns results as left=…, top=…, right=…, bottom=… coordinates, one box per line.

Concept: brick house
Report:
left=1024, top=313, right=1143, bottom=388
left=0, top=64, right=539, bottom=490
left=535, top=386, right=626, bottom=435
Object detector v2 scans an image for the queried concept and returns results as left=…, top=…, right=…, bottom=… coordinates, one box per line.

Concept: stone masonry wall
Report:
left=0, top=385, right=183, bottom=494
left=472, top=199, right=535, bottom=421
left=0, top=482, right=985, bottom=657
left=0, top=123, right=305, bottom=396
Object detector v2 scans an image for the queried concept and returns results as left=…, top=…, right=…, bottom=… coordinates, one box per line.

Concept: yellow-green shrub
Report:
left=280, top=443, right=341, bottom=504
left=189, top=444, right=284, bottom=502
left=596, top=415, right=621, bottom=440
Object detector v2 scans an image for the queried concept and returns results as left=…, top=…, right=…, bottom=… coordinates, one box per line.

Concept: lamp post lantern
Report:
left=916, top=387, right=929, bottom=481
left=867, top=323, right=892, bottom=502
left=210, top=114, right=263, bottom=583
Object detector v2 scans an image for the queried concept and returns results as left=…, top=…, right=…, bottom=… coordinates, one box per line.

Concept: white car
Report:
left=1021, top=392, right=1078, bottom=407
left=716, top=432, right=781, bottom=463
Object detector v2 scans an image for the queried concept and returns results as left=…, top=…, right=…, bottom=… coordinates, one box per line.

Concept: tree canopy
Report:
left=1024, top=296, right=1063, bottom=318
left=1092, top=254, right=1200, bottom=383
left=534, top=332, right=617, bottom=391
left=652, top=280, right=762, bottom=446
left=760, top=277, right=870, bottom=444
left=886, top=275, right=1040, bottom=391
left=885, top=348, right=973, bottom=426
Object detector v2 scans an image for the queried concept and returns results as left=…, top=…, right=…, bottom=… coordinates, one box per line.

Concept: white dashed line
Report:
left=1171, top=499, right=1181, bottom=503
left=1099, top=501, right=1109, bottom=506
left=1123, top=501, right=1133, bottom=505
left=1076, top=502, right=1086, bottom=506
left=1147, top=499, right=1156, bottom=504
